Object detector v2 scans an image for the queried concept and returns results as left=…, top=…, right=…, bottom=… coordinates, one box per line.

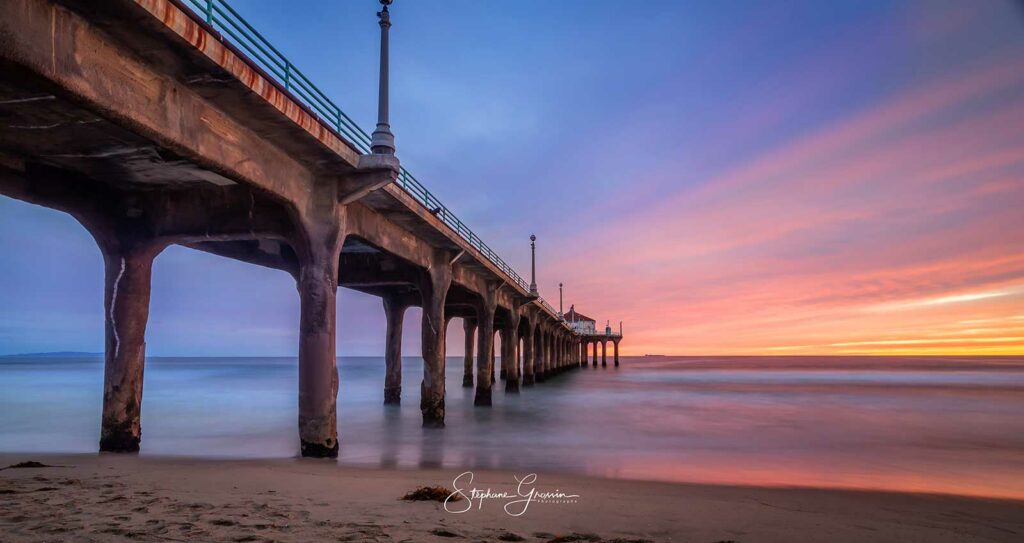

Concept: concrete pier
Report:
left=474, top=287, right=497, bottom=406
left=500, top=326, right=514, bottom=392
left=462, top=318, right=476, bottom=388
left=522, top=321, right=535, bottom=385
left=0, top=0, right=624, bottom=457
left=100, top=239, right=166, bottom=452
left=537, top=329, right=548, bottom=382
left=418, top=256, right=451, bottom=427
left=295, top=208, right=345, bottom=458
left=504, top=310, right=521, bottom=393
left=382, top=294, right=408, bottom=405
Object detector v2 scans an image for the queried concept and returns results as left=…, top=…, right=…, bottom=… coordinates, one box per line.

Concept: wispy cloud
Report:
left=871, top=287, right=1024, bottom=312
left=549, top=44, right=1024, bottom=355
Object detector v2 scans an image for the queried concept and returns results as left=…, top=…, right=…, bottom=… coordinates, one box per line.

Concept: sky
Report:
left=1, top=0, right=1023, bottom=356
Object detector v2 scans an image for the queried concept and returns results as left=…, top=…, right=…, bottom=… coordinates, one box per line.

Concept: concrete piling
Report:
left=474, top=287, right=497, bottom=406
left=382, top=294, right=408, bottom=405
left=462, top=318, right=476, bottom=388
left=99, top=242, right=164, bottom=453
left=418, top=257, right=451, bottom=428
left=522, top=323, right=535, bottom=385
left=296, top=248, right=342, bottom=458
left=504, top=311, right=521, bottom=393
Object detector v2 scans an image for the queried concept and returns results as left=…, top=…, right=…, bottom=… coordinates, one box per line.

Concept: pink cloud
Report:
left=552, top=56, right=1024, bottom=355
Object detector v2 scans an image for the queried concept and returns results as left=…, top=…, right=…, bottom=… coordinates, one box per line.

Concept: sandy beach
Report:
left=1, top=453, right=1021, bottom=543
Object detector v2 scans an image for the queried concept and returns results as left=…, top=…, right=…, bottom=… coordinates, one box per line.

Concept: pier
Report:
left=0, top=0, right=623, bottom=457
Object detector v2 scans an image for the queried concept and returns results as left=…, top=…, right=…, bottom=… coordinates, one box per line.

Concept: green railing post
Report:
left=204, top=0, right=213, bottom=24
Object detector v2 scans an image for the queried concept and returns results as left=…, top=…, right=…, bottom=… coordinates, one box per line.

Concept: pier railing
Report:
left=182, top=0, right=533, bottom=295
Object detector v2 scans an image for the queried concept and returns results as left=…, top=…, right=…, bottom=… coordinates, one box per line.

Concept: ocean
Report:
left=1, top=355, right=1022, bottom=500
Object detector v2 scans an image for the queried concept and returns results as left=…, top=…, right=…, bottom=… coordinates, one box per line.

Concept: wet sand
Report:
left=1, top=453, right=1022, bottom=542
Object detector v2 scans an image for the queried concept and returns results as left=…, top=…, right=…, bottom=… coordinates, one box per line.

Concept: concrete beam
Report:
left=0, top=0, right=319, bottom=209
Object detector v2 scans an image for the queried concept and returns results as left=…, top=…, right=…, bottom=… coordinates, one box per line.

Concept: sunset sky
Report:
left=1, top=0, right=1022, bottom=356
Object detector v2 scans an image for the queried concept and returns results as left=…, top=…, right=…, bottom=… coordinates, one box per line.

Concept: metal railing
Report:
left=181, top=0, right=534, bottom=295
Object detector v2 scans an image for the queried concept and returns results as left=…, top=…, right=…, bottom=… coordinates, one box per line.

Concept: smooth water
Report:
left=2, top=355, right=1023, bottom=499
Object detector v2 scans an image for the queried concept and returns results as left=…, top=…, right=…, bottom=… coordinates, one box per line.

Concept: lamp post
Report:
left=529, top=234, right=538, bottom=297
left=558, top=283, right=563, bottom=318
left=371, top=0, right=396, bottom=155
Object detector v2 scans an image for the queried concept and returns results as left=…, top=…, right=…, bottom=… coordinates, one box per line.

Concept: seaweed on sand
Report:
left=400, top=486, right=460, bottom=502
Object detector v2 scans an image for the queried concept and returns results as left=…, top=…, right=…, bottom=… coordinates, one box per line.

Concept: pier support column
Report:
left=500, top=326, right=513, bottom=391
left=551, top=332, right=557, bottom=373
left=536, top=332, right=543, bottom=382
left=294, top=192, right=346, bottom=458
left=553, top=336, right=559, bottom=372
left=534, top=329, right=545, bottom=382
left=296, top=246, right=343, bottom=457
left=553, top=333, right=558, bottom=373
left=535, top=330, right=546, bottom=382
left=545, top=330, right=551, bottom=379
left=382, top=294, right=408, bottom=405
left=419, top=255, right=452, bottom=428
left=462, top=318, right=476, bottom=388
left=550, top=333, right=557, bottom=373
left=474, top=286, right=498, bottom=406
left=593, top=341, right=599, bottom=367
left=500, top=325, right=508, bottom=382
left=99, top=240, right=166, bottom=453
left=601, top=340, right=607, bottom=368
left=523, top=321, right=535, bottom=386
left=558, top=337, right=563, bottom=371
left=550, top=333, right=557, bottom=374
left=504, top=310, right=521, bottom=393
left=613, top=339, right=620, bottom=367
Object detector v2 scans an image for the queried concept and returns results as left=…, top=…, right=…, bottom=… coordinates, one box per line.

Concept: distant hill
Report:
left=0, top=351, right=102, bottom=358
